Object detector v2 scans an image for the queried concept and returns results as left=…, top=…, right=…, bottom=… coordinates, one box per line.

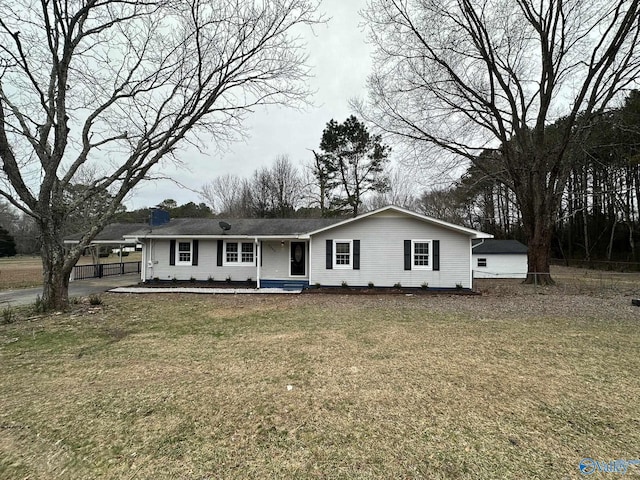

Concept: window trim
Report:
left=333, top=239, right=353, bottom=269
left=176, top=240, right=193, bottom=266
left=412, top=239, right=432, bottom=271
left=223, top=240, right=255, bottom=266
left=477, top=257, right=487, bottom=267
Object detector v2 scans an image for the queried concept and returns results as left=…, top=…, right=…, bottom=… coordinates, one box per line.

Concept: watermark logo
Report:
left=580, top=458, right=640, bottom=475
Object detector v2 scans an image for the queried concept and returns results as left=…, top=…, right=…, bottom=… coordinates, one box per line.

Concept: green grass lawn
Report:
left=1, top=290, right=639, bottom=479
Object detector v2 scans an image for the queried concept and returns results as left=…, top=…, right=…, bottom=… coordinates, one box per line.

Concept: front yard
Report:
left=1, top=281, right=639, bottom=478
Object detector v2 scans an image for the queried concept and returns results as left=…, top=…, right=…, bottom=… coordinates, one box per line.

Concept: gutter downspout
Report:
left=255, top=237, right=260, bottom=289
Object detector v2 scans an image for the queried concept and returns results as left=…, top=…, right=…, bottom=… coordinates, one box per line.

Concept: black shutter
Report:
left=169, top=240, right=176, bottom=266
left=217, top=240, right=223, bottom=266
left=260, top=242, right=263, bottom=267
left=192, top=240, right=199, bottom=266
left=326, top=239, right=333, bottom=269
left=433, top=240, right=440, bottom=271
left=353, top=240, right=360, bottom=270
left=404, top=240, right=411, bottom=270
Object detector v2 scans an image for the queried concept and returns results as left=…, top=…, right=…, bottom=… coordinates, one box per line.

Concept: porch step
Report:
left=260, top=279, right=309, bottom=291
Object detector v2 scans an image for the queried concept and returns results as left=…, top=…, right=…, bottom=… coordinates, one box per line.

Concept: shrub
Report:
left=2, top=305, right=15, bottom=324
left=33, top=295, right=45, bottom=313
left=393, top=282, right=402, bottom=289
left=171, top=276, right=178, bottom=283
left=341, top=281, right=348, bottom=288
left=456, top=283, right=463, bottom=290
left=314, top=282, right=321, bottom=288
left=207, top=275, right=214, bottom=283
left=421, top=282, right=428, bottom=290
left=225, top=276, right=232, bottom=283
left=247, top=277, right=253, bottom=284
left=368, top=281, right=374, bottom=288
left=89, top=294, right=103, bottom=306
left=189, top=276, right=196, bottom=283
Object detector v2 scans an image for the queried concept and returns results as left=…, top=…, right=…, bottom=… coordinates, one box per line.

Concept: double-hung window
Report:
left=177, top=241, right=192, bottom=265
left=412, top=240, right=432, bottom=270
left=333, top=240, right=352, bottom=269
left=225, top=241, right=255, bottom=265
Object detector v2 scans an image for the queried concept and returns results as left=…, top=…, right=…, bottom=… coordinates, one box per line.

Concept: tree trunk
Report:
left=524, top=218, right=555, bottom=285
left=39, top=220, right=74, bottom=311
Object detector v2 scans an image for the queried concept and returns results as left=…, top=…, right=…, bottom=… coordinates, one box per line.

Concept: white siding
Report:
left=260, top=240, right=309, bottom=280
left=473, top=253, right=527, bottom=279
left=143, top=239, right=256, bottom=282
left=310, top=212, right=473, bottom=288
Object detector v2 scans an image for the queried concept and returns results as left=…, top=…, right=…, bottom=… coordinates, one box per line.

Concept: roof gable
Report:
left=306, top=205, right=493, bottom=239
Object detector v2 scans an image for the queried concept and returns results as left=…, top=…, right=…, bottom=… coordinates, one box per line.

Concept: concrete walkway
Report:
left=0, top=273, right=141, bottom=307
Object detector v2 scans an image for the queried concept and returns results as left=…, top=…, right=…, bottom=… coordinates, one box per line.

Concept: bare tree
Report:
left=0, top=0, right=321, bottom=309
left=201, top=174, right=247, bottom=216
left=268, top=155, right=303, bottom=217
left=359, top=0, right=640, bottom=283
left=367, top=166, right=419, bottom=211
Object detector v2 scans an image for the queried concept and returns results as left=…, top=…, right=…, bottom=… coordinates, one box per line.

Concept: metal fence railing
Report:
left=72, top=261, right=141, bottom=280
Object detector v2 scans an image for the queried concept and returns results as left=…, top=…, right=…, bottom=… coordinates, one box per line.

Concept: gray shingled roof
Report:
left=472, top=239, right=528, bottom=254
left=64, top=223, right=148, bottom=243
left=126, top=217, right=344, bottom=237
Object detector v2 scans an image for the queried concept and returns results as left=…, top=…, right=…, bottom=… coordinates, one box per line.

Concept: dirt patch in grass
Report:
left=1, top=283, right=639, bottom=479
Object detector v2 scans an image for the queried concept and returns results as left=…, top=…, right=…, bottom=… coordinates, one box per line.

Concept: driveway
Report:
left=0, top=274, right=141, bottom=307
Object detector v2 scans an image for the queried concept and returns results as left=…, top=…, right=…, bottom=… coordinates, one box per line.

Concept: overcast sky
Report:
left=125, top=0, right=373, bottom=211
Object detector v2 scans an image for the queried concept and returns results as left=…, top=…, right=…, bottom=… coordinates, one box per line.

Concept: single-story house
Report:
left=122, top=205, right=493, bottom=289
left=472, top=239, right=528, bottom=279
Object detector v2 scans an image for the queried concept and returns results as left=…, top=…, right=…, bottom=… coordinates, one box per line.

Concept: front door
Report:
left=290, top=242, right=306, bottom=276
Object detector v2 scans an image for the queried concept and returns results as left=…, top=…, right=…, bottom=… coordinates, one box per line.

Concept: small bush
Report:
left=33, top=295, right=45, bottom=313
left=247, top=277, right=253, bottom=284
left=69, top=296, right=81, bottom=305
left=456, top=283, right=463, bottom=290
left=341, top=281, right=349, bottom=288
left=421, top=282, right=428, bottom=290
left=225, top=276, right=232, bottom=283
left=1, top=305, right=15, bottom=324
left=89, top=294, right=103, bottom=306
left=314, top=282, right=321, bottom=288
left=171, top=276, right=178, bottom=284
left=189, top=276, right=196, bottom=283
left=207, top=275, right=214, bottom=283
left=368, top=281, right=374, bottom=288
left=393, top=282, right=402, bottom=289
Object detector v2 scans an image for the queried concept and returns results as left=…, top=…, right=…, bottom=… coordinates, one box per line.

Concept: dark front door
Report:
left=291, top=242, right=306, bottom=276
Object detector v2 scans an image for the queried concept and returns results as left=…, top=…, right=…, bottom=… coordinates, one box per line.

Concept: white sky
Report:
left=125, top=0, right=374, bottom=210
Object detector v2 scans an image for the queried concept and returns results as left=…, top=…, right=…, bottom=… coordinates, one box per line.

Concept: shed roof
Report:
left=472, top=239, right=528, bottom=254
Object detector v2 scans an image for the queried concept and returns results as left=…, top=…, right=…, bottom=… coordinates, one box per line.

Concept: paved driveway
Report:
left=0, top=274, right=141, bottom=307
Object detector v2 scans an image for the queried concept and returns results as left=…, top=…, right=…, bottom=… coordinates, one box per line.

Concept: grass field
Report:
left=0, top=253, right=142, bottom=290
left=1, top=278, right=639, bottom=479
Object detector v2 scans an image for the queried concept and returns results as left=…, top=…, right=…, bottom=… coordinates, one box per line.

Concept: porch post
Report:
left=255, top=237, right=260, bottom=289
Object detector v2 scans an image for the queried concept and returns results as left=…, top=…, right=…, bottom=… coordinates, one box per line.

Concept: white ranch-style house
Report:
left=123, top=205, right=493, bottom=290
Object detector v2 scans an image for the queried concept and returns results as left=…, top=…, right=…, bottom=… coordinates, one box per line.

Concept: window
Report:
left=412, top=240, right=432, bottom=270
left=225, top=241, right=254, bottom=265
left=177, top=241, right=192, bottom=264
left=477, top=257, right=487, bottom=267
left=333, top=240, right=352, bottom=269
left=241, top=242, right=254, bottom=263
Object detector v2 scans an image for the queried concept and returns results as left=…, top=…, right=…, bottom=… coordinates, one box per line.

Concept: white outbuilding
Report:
left=472, top=239, right=528, bottom=279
